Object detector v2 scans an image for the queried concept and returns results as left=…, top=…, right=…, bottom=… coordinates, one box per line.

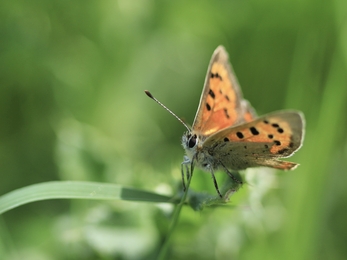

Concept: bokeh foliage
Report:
left=1, top=0, right=347, bottom=259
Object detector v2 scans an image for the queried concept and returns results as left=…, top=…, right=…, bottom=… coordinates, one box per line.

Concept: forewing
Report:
left=192, top=46, right=255, bottom=136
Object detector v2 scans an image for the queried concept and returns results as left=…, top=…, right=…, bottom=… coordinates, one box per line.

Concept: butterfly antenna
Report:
left=145, top=90, right=191, bottom=132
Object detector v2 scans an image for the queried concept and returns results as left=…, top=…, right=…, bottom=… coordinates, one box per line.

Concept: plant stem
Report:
left=157, top=169, right=193, bottom=260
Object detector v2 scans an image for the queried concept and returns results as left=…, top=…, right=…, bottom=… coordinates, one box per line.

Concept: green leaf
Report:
left=0, top=181, right=173, bottom=214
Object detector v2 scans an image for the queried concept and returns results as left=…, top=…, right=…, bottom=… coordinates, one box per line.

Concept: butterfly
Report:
left=145, top=45, right=305, bottom=198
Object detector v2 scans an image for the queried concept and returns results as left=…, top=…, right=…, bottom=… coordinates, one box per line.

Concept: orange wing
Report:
left=192, top=46, right=256, bottom=136
left=203, top=111, right=305, bottom=170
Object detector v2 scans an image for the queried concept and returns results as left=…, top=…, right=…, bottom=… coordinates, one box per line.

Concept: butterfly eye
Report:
left=188, top=134, right=197, bottom=148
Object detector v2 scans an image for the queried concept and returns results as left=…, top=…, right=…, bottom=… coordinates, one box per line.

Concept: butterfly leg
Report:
left=210, top=168, right=222, bottom=198
left=180, top=163, right=187, bottom=191
left=220, top=161, right=243, bottom=185
left=181, top=156, right=191, bottom=191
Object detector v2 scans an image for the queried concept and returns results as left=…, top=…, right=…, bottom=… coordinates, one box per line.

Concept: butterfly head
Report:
left=182, top=131, right=201, bottom=160
left=182, top=132, right=198, bottom=148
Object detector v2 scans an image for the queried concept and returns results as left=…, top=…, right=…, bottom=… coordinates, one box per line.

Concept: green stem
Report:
left=157, top=169, right=193, bottom=260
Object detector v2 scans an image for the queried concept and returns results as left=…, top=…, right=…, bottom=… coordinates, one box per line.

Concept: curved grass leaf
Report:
left=0, top=181, right=173, bottom=215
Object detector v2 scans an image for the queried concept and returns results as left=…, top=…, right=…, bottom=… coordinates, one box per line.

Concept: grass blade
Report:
left=0, top=181, right=172, bottom=214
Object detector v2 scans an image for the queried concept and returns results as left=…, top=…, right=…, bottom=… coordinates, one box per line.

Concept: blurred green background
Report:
left=1, top=0, right=347, bottom=259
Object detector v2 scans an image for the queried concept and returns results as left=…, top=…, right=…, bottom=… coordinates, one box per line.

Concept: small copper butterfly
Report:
left=145, top=46, right=305, bottom=197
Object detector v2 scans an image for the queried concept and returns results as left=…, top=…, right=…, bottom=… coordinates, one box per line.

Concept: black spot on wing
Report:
left=274, top=140, right=281, bottom=146
left=224, top=108, right=230, bottom=119
left=209, top=89, right=215, bottom=99
left=250, top=127, right=259, bottom=135
left=206, top=103, right=211, bottom=111
left=211, top=72, right=222, bottom=80
left=236, top=132, right=244, bottom=139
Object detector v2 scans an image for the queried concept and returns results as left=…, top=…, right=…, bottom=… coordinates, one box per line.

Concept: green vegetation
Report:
left=1, top=0, right=347, bottom=259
